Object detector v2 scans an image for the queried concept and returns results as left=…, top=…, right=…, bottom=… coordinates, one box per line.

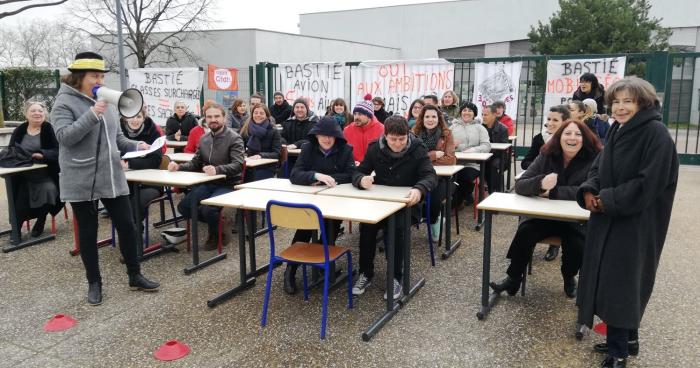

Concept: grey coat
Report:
left=178, top=126, right=245, bottom=187
left=575, top=107, right=679, bottom=330
left=450, top=117, right=491, bottom=171
left=51, top=84, right=139, bottom=202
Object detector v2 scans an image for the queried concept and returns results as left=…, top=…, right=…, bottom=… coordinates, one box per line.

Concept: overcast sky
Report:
left=3, top=0, right=433, bottom=33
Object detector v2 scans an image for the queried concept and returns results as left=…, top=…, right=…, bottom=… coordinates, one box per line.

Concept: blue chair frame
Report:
left=260, top=200, right=353, bottom=339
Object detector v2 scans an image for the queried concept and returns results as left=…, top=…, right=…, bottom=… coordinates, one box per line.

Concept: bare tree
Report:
left=0, top=0, right=67, bottom=19
left=0, top=20, right=90, bottom=67
left=70, top=0, right=214, bottom=68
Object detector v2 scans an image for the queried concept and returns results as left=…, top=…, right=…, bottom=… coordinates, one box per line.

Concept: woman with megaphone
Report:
left=51, top=52, right=159, bottom=306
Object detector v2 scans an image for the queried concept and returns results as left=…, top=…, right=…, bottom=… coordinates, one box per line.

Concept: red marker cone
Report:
left=44, top=314, right=77, bottom=332
left=593, top=322, right=607, bottom=336
left=154, top=340, right=190, bottom=361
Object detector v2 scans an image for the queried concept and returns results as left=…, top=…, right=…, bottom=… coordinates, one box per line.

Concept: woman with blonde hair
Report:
left=239, top=103, right=281, bottom=180
left=440, top=90, right=460, bottom=121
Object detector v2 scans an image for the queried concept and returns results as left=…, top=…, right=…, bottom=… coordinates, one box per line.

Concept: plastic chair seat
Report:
left=280, top=243, right=350, bottom=264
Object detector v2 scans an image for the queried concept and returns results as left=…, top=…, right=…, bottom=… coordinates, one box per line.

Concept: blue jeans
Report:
left=177, top=184, right=233, bottom=234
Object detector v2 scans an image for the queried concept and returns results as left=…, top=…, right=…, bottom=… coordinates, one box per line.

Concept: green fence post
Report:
left=266, top=63, right=275, bottom=103
left=0, top=71, right=5, bottom=126
left=248, top=66, right=254, bottom=97
left=255, top=62, right=265, bottom=98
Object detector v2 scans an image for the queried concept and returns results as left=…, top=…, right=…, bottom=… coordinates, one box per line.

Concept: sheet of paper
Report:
left=122, top=136, right=166, bottom=159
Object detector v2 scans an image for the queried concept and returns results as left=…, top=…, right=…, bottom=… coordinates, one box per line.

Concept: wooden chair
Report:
left=260, top=200, right=353, bottom=339
left=520, top=236, right=562, bottom=296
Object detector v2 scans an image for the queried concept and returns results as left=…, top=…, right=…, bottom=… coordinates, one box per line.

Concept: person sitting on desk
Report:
left=282, top=116, right=356, bottom=294
left=351, top=116, right=437, bottom=300
left=450, top=101, right=490, bottom=210
left=239, top=103, right=281, bottom=181
left=412, top=104, right=455, bottom=241
left=168, top=103, right=245, bottom=250
left=165, top=100, right=198, bottom=152
left=489, top=119, right=602, bottom=299
left=6, top=101, right=64, bottom=237
left=481, top=104, right=509, bottom=194
left=521, top=105, right=570, bottom=263
left=119, top=108, right=163, bottom=223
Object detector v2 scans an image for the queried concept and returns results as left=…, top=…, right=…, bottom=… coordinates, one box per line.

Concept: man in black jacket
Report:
left=351, top=116, right=437, bottom=301
left=482, top=104, right=509, bottom=193
left=168, top=103, right=245, bottom=250
left=269, top=92, right=292, bottom=124
left=282, top=116, right=356, bottom=294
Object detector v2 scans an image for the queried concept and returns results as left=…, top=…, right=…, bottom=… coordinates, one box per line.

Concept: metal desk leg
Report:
left=2, top=174, right=54, bottom=253
left=475, top=162, right=486, bottom=230
left=401, top=206, right=424, bottom=305
left=442, top=175, right=461, bottom=259
left=184, top=188, right=227, bottom=274
left=208, top=208, right=256, bottom=307
left=476, top=211, right=500, bottom=320
left=245, top=210, right=276, bottom=278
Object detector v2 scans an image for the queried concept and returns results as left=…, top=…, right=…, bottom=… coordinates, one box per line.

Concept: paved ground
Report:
left=1, top=166, right=699, bottom=367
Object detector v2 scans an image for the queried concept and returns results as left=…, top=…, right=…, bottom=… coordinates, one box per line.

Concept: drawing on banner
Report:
left=129, top=68, right=203, bottom=125
left=350, top=59, right=454, bottom=117
left=276, top=62, right=344, bottom=115
left=478, top=67, right=515, bottom=104
left=472, top=62, right=522, bottom=120
left=543, top=57, right=625, bottom=125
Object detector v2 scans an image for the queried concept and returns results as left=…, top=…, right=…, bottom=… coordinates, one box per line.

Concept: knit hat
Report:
left=363, top=93, right=372, bottom=101
left=273, top=91, right=284, bottom=98
left=292, top=97, right=309, bottom=110
left=308, top=116, right=346, bottom=142
left=353, top=100, right=374, bottom=118
left=68, top=51, right=108, bottom=73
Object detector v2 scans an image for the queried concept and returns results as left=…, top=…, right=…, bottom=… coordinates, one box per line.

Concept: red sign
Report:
left=207, top=65, right=238, bottom=91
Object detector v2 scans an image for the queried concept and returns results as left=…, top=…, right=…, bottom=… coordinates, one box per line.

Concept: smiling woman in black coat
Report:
left=490, top=119, right=602, bottom=300
left=576, top=77, right=679, bottom=368
left=281, top=116, right=356, bottom=294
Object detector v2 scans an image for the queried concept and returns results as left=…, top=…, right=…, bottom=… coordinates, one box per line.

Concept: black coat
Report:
left=374, top=108, right=391, bottom=124
left=484, top=121, right=509, bottom=144
left=521, top=133, right=545, bottom=170
left=290, top=138, right=355, bottom=186
left=281, top=115, right=319, bottom=147
left=575, top=107, right=679, bottom=330
left=516, top=148, right=596, bottom=201
left=120, top=118, right=163, bottom=170
left=269, top=101, right=292, bottom=126
left=241, top=124, right=282, bottom=160
left=572, top=88, right=606, bottom=114
left=352, top=134, right=437, bottom=196
left=165, top=112, right=198, bottom=141
left=8, top=122, right=64, bottom=220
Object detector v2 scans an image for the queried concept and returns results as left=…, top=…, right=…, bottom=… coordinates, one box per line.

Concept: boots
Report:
left=283, top=264, right=298, bottom=295
left=128, top=273, right=160, bottom=291
left=489, top=275, right=522, bottom=296
left=87, top=282, right=102, bottom=306
left=30, top=216, right=46, bottom=237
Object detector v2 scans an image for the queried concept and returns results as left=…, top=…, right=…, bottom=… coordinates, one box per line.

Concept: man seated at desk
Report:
left=283, top=116, right=356, bottom=294
left=167, top=103, right=245, bottom=250
left=351, top=116, right=437, bottom=300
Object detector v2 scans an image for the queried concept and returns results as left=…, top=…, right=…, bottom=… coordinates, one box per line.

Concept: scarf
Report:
left=419, top=127, right=441, bottom=151
left=332, top=113, right=346, bottom=127
left=246, top=119, right=270, bottom=153
left=123, top=122, right=145, bottom=139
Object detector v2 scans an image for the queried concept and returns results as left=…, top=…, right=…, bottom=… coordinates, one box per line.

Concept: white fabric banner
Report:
left=472, top=62, right=522, bottom=119
left=275, top=62, right=345, bottom=116
left=544, top=57, right=626, bottom=125
left=350, top=59, right=455, bottom=117
left=128, top=67, right=204, bottom=125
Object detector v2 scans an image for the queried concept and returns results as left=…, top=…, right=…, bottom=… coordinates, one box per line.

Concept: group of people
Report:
left=2, top=50, right=679, bottom=368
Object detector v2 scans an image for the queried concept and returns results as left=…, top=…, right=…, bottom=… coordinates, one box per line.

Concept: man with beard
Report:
left=343, top=100, right=384, bottom=163
left=168, top=103, right=245, bottom=250
left=269, top=92, right=292, bottom=124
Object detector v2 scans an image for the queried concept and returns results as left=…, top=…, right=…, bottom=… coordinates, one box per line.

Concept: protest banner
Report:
left=472, top=62, right=522, bottom=119
left=544, top=56, right=626, bottom=125
left=275, top=62, right=344, bottom=115
left=129, top=67, right=203, bottom=125
left=207, top=65, right=238, bottom=91
left=350, top=59, right=454, bottom=117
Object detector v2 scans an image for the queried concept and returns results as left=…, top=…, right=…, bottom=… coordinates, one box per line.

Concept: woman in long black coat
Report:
left=576, top=77, right=679, bottom=368
left=7, top=101, right=64, bottom=237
